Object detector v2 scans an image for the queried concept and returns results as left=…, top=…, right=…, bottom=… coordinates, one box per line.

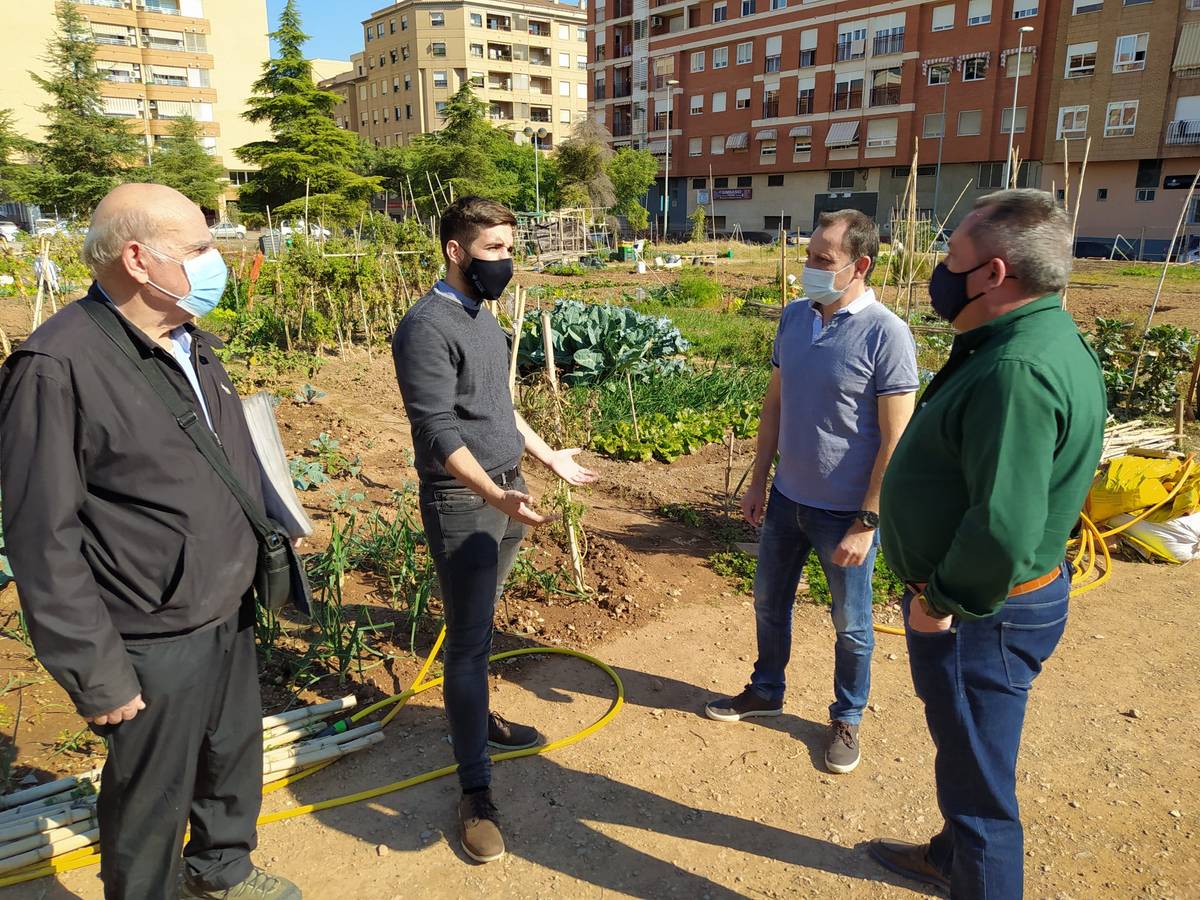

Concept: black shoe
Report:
left=704, top=687, right=783, bottom=722
left=867, top=838, right=951, bottom=894
left=458, top=789, right=505, bottom=863
left=487, top=711, right=542, bottom=750
left=825, top=720, right=861, bottom=774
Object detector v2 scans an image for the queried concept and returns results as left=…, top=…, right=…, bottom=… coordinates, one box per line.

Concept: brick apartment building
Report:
left=589, top=0, right=1200, bottom=252
left=324, top=0, right=590, bottom=152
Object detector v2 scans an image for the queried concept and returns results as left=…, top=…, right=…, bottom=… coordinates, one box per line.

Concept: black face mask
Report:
left=928, top=259, right=1011, bottom=322
left=461, top=255, right=513, bottom=302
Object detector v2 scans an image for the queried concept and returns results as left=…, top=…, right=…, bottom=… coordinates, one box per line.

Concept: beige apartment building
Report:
left=340, top=0, right=590, bottom=149
left=1042, top=0, right=1200, bottom=256
left=0, top=0, right=269, bottom=194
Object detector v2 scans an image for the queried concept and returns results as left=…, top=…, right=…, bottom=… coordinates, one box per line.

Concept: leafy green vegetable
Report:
left=591, top=401, right=759, bottom=463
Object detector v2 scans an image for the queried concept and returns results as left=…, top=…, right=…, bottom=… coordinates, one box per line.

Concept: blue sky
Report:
left=266, top=0, right=582, bottom=61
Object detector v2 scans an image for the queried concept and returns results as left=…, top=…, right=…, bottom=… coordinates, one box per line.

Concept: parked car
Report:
left=0, top=221, right=19, bottom=243
left=210, top=221, right=247, bottom=240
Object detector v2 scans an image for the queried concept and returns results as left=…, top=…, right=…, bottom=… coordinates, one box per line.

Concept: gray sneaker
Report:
left=180, top=867, right=301, bottom=900
left=704, top=687, right=783, bottom=722
left=825, top=720, right=860, bottom=774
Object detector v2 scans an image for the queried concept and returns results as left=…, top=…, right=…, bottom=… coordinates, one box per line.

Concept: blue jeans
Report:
left=905, top=565, right=1069, bottom=900
left=749, top=486, right=877, bottom=724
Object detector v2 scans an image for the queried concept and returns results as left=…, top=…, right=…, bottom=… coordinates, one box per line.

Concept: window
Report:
left=404, top=74, right=412, bottom=90
left=1113, top=34, right=1149, bottom=73
left=559, top=52, right=570, bottom=68
left=1007, top=48, right=1034, bottom=77
left=401, top=15, right=408, bottom=30
left=471, top=12, right=482, bottom=26
left=1001, top=106, right=1026, bottom=133
left=432, top=42, right=447, bottom=57
left=978, top=162, right=1005, bottom=189
left=690, top=94, right=704, bottom=114
left=1057, top=105, right=1088, bottom=138
left=1065, top=42, right=1097, bottom=78
left=436, top=101, right=447, bottom=117
left=932, top=4, right=955, bottom=30
left=712, top=91, right=727, bottom=112
left=794, top=135, right=812, bottom=154
left=800, top=29, right=817, bottom=66
left=768, top=174, right=785, bottom=186
left=765, top=35, right=782, bottom=72
left=963, top=57, right=988, bottom=81
left=1105, top=100, right=1138, bottom=137
left=833, top=74, right=864, bottom=110
left=741, top=0, right=756, bottom=15
left=967, top=0, right=991, bottom=24
left=1012, top=0, right=1038, bottom=17
left=714, top=2, right=727, bottom=22
left=690, top=137, right=703, bottom=156
left=761, top=139, right=777, bottom=159
left=763, top=86, right=780, bottom=117
left=928, top=63, right=951, bottom=86
left=713, top=47, right=729, bottom=68
left=829, top=170, right=855, bottom=190
left=692, top=177, right=706, bottom=189
left=691, top=51, right=705, bottom=72
left=737, top=175, right=753, bottom=187
left=924, top=112, right=945, bottom=137
left=1072, top=0, right=1103, bottom=12
left=561, top=109, right=571, bottom=123
left=559, top=24, right=570, bottom=40
left=470, top=43, right=483, bottom=58
left=434, top=70, right=448, bottom=88
left=560, top=80, right=570, bottom=96
left=796, top=79, right=815, bottom=114
left=380, top=55, right=386, bottom=67
left=736, top=87, right=751, bottom=109
left=577, top=82, right=587, bottom=99
left=1097, top=188, right=1108, bottom=201
left=957, top=109, right=982, bottom=135
left=736, top=42, right=752, bottom=65
left=711, top=135, right=726, bottom=155
left=714, top=177, right=729, bottom=188
left=469, top=72, right=484, bottom=87
left=578, top=27, right=587, bottom=41
left=578, top=55, right=587, bottom=70
left=390, top=18, right=397, bottom=33
left=837, top=24, right=867, bottom=61
left=430, top=11, right=444, bottom=26
left=892, top=165, right=938, bottom=177
left=1136, top=188, right=1155, bottom=202
left=866, top=117, right=898, bottom=148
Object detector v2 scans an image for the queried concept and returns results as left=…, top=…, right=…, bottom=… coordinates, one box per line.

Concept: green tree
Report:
left=236, top=0, right=380, bottom=221
left=19, top=1, right=144, bottom=217
left=690, top=204, right=707, bottom=243
left=0, top=110, right=31, bottom=202
left=148, top=116, right=225, bottom=210
left=607, top=148, right=658, bottom=235
left=554, top=119, right=614, bottom=210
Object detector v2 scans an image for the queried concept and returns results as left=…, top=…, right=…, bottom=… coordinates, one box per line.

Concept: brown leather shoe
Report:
left=458, top=790, right=505, bottom=863
left=867, top=838, right=950, bottom=894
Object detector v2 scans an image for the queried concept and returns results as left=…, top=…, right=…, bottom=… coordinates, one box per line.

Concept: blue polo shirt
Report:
left=771, top=289, right=918, bottom=511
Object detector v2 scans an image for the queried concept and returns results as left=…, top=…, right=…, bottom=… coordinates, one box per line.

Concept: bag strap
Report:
left=79, top=297, right=280, bottom=548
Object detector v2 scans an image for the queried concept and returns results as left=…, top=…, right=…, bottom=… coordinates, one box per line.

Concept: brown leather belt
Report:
left=1006, top=566, right=1063, bottom=598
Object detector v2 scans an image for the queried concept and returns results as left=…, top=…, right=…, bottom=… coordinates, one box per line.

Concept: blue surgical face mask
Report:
left=801, top=261, right=854, bottom=306
left=144, top=245, right=228, bottom=318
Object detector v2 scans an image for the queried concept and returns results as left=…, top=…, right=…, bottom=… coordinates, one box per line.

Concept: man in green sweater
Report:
left=868, top=190, right=1105, bottom=899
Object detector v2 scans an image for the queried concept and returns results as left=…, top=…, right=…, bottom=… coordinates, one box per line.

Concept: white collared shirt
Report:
left=809, top=288, right=877, bottom=340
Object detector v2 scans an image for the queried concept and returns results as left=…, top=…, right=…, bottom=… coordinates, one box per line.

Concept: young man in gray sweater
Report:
left=392, top=196, right=597, bottom=863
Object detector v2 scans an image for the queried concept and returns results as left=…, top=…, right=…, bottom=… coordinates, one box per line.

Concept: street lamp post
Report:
left=522, top=125, right=549, bottom=216
left=662, top=78, right=679, bottom=244
left=1003, top=26, right=1036, bottom=190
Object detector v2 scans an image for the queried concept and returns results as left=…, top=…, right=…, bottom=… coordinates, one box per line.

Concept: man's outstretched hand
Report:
left=492, top=489, right=552, bottom=526
left=546, top=448, right=599, bottom=486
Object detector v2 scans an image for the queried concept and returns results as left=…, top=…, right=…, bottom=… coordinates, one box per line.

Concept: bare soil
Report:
left=1, top=257, right=1198, bottom=898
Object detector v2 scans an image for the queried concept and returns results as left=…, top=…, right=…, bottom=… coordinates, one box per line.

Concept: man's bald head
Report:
left=82, top=183, right=206, bottom=275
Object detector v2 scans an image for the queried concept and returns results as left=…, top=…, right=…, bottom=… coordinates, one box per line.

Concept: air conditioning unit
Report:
left=651, top=15, right=664, bottom=26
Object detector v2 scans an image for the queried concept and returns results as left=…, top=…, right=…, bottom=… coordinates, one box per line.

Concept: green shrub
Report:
left=645, top=267, right=725, bottom=309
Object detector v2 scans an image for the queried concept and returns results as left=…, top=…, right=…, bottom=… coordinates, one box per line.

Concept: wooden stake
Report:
left=779, top=211, right=787, bottom=308
left=724, top=426, right=735, bottom=510
left=1063, top=136, right=1092, bottom=308
left=508, top=285, right=526, bottom=397
left=1061, top=137, right=1071, bottom=218
left=625, top=369, right=641, bottom=442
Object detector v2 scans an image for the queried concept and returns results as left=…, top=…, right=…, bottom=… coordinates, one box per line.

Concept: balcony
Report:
left=149, top=75, right=188, bottom=86
left=530, top=49, right=551, bottom=66
left=486, top=16, right=511, bottom=31
left=488, top=75, right=513, bottom=91
left=528, top=22, right=550, bottom=37
left=613, top=0, right=631, bottom=16
left=613, top=42, right=632, bottom=59
left=1167, top=120, right=1200, bottom=145
left=870, top=85, right=901, bottom=106
left=836, top=41, right=865, bottom=62
left=762, top=99, right=779, bottom=118
left=93, top=33, right=134, bottom=46
left=101, top=71, right=141, bottom=83
left=612, top=122, right=633, bottom=137
left=796, top=91, right=815, bottom=115
left=531, top=107, right=552, bottom=123
left=144, top=36, right=186, bottom=52
left=832, top=88, right=863, bottom=111
left=488, top=45, right=513, bottom=62
left=594, top=84, right=606, bottom=99
left=79, top=0, right=128, bottom=7
left=872, top=33, right=905, bottom=56
left=613, top=81, right=632, bottom=98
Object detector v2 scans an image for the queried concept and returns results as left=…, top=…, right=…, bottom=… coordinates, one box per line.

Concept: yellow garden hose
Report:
left=0, top=635, right=625, bottom=888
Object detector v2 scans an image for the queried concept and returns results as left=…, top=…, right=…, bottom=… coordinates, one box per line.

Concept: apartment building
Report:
left=1043, top=0, right=1200, bottom=256
left=591, top=0, right=1062, bottom=236
left=343, top=0, right=590, bottom=149
left=1, top=0, right=270, bottom=198
left=324, top=53, right=366, bottom=132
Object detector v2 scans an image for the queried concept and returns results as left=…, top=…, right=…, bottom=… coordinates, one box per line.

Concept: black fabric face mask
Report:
left=928, top=259, right=1009, bottom=322
left=462, top=255, right=513, bottom=301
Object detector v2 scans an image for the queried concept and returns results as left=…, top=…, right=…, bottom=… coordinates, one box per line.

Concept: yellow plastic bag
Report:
left=1086, top=456, right=1181, bottom=522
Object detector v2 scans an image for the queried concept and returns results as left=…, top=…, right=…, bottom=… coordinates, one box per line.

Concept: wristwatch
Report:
left=856, top=510, right=880, bottom=529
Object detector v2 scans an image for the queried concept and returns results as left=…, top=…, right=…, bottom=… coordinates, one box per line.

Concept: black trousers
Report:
left=97, top=607, right=263, bottom=900
left=419, top=476, right=527, bottom=791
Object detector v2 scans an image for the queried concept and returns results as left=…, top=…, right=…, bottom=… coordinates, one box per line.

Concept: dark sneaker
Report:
left=867, top=838, right=951, bottom=894
left=180, top=867, right=302, bottom=900
left=704, top=687, right=783, bottom=722
left=825, top=720, right=861, bottom=774
left=487, top=711, right=542, bottom=750
left=458, top=789, right=505, bottom=863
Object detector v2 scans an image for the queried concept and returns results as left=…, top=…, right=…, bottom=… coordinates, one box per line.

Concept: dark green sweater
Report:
left=880, top=295, right=1106, bottom=619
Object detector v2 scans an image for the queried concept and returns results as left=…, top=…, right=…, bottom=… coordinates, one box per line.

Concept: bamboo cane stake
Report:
left=0, top=806, right=95, bottom=845
left=0, top=770, right=101, bottom=812
left=0, top=829, right=98, bottom=875
left=0, top=820, right=97, bottom=864
left=262, top=722, right=383, bottom=765
left=261, top=696, right=356, bottom=732
left=724, top=426, right=735, bottom=510
left=0, top=796, right=93, bottom=831
left=1062, top=137, right=1071, bottom=218
left=1062, top=136, right=1092, bottom=309
left=1127, top=168, right=1200, bottom=407
left=262, top=718, right=337, bottom=752
left=779, top=213, right=787, bottom=308
left=625, top=370, right=641, bottom=442
left=904, top=138, right=920, bottom=321
left=0, top=324, right=11, bottom=360
left=262, top=733, right=385, bottom=780
left=508, top=285, right=526, bottom=397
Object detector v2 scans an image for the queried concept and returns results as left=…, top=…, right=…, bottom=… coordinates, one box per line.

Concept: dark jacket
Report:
left=0, top=284, right=264, bottom=717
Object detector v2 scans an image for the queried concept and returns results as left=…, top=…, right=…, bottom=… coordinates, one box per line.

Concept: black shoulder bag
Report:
left=81, top=298, right=310, bottom=616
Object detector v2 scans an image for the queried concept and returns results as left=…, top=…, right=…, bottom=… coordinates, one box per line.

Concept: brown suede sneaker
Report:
left=458, top=789, right=505, bottom=863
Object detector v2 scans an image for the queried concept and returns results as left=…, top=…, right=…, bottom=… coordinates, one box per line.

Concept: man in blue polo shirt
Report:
left=705, top=210, right=918, bottom=774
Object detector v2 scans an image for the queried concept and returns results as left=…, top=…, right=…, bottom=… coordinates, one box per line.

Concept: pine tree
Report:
left=0, top=110, right=30, bottom=203
left=236, top=0, right=380, bottom=221
left=21, top=1, right=143, bottom=217
left=149, top=116, right=226, bottom=210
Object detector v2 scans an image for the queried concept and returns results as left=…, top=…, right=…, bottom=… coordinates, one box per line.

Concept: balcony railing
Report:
left=149, top=75, right=188, bottom=86
left=836, top=41, right=865, bottom=62
left=762, top=100, right=779, bottom=118
left=1167, top=120, right=1200, bottom=145
left=80, top=0, right=127, bottom=8
left=102, top=72, right=141, bottom=83
left=870, top=85, right=901, bottom=106
left=531, top=110, right=552, bottom=123
left=796, top=91, right=815, bottom=115
left=142, top=2, right=182, bottom=15
left=832, top=88, right=863, bottom=111
left=145, top=37, right=186, bottom=51
left=93, top=34, right=133, bottom=46
left=872, top=33, right=905, bottom=56
left=613, top=82, right=632, bottom=98
left=612, top=123, right=633, bottom=137
left=613, top=43, right=632, bottom=58
left=595, top=85, right=607, bottom=99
